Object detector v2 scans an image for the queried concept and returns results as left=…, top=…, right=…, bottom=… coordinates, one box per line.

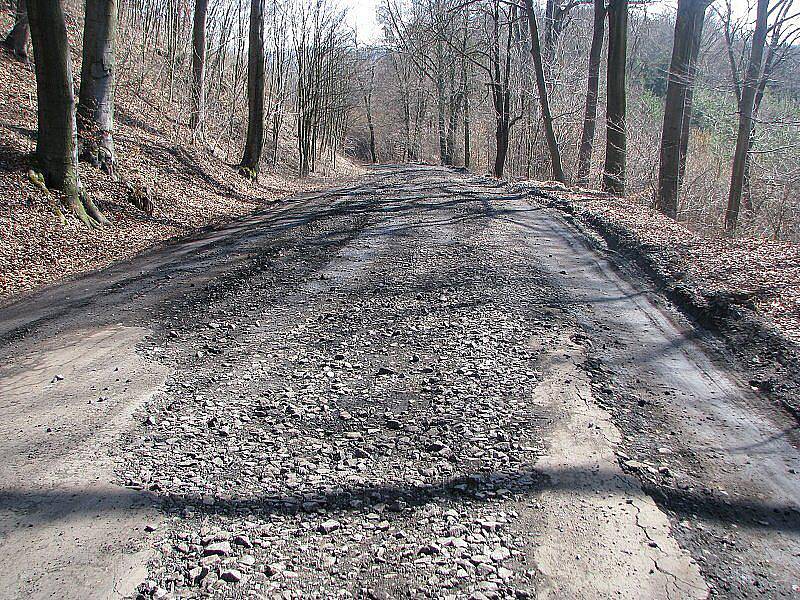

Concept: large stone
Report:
left=202, top=541, right=232, bottom=556
left=318, top=519, right=341, bottom=534
left=220, top=568, right=242, bottom=583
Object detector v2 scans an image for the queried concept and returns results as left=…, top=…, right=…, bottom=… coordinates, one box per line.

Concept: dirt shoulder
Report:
left=515, top=182, right=800, bottom=422
left=0, top=324, right=170, bottom=600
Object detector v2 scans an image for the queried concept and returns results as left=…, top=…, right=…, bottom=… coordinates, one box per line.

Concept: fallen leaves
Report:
left=520, top=181, right=800, bottom=344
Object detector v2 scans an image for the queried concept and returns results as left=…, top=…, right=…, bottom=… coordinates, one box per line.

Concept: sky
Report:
left=340, top=0, right=383, bottom=42
left=337, top=0, right=772, bottom=44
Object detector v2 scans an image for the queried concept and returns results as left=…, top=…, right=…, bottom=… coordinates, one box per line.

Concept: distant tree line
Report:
left=3, top=0, right=799, bottom=238
left=376, top=0, right=800, bottom=237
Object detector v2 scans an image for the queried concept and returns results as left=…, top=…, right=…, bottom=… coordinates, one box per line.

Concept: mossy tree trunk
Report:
left=28, top=0, right=107, bottom=226
left=77, top=0, right=117, bottom=177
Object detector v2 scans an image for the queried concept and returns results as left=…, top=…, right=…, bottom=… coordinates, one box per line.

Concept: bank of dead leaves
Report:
left=517, top=181, right=800, bottom=345
left=0, top=9, right=361, bottom=306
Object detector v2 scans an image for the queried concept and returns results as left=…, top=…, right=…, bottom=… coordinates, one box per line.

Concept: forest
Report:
left=2, top=1, right=800, bottom=598
left=2, top=0, right=799, bottom=240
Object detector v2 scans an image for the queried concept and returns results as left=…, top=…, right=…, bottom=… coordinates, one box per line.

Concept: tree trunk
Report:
left=368, top=122, right=377, bottom=163
left=189, top=0, right=208, bottom=134
left=460, top=18, right=470, bottom=169
left=725, top=0, right=768, bottom=232
left=603, top=0, right=628, bottom=195
left=365, top=93, right=377, bottom=163
left=656, top=0, right=706, bottom=218
left=523, top=0, right=565, bottom=183
left=446, top=95, right=460, bottom=166
left=543, top=0, right=569, bottom=69
left=677, top=6, right=705, bottom=187
left=411, top=91, right=425, bottom=161
left=433, top=30, right=450, bottom=165
left=494, top=114, right=509, bottom=178
left=401, top=95, right=411, bottom=161
left=77, top=0, right=117, bottom=177
left=463, top=90, right=470, bottom=169
left=2, top=0, right=29, bottom=59
left=491, top=80, right=512, bottom=178
left=28, top=0, right=106, bottom=226
left=544, top=0, right=555, bottom=61
left=436, top=74, right=448, bottom=164
left=240, top=0, right=265, bottom=177
left=576, top=0, right=606, bottom=186
left=742, top=26, right=780, bottom=210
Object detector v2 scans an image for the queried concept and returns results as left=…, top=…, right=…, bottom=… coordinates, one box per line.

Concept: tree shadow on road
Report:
left=2, top=465, right=798, bottom=535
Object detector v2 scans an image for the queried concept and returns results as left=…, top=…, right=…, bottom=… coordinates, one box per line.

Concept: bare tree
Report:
left=481, top=0, right=525, bottom=177
left=656, top=0, right=710, bottom=218
left=461, top=20, right=471, bottom=169
left=383, top=0, right=462, bottom=166
left=576, top=0, right=606, bottom=185
left=719, top=0, right=799, bottom=211
left=189, top=0, right=209, bottom=135
left=725, top=0, right=768, bottom=231
left=603, top=0, right=628, bottom=195
left=240, top=0, right=266, bottom=177
left=543, top=0, right=581, bottom=63
left=266, top=4, right=290, bottom=167
left=78, top=0, right=118, bottom=176
left=524, top=0, right=565, bottom=182
left=356, top=45, right=379, bottom=163
left=294, top=0, right=352, bottom=176
left=2, top=0, right=29, bottom=59
left=676, top=4, right=706, bottom=188
left=388, top=51, right=415, bottom=161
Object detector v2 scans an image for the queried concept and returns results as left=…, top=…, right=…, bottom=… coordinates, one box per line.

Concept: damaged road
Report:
left=0, top=165, right=797, bottom=599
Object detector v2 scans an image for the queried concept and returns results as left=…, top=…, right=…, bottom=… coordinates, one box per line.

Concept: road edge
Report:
left=517, top=185, right=800, bottom=425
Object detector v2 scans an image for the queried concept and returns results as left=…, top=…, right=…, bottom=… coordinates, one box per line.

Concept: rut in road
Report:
left=0, top=166, right=798, bottom=600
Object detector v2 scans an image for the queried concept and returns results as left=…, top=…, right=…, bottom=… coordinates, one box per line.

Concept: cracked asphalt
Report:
left=0, top=165, right=798, bottom=599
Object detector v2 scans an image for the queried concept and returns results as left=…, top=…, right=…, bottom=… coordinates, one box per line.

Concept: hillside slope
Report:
left=0, top=6, right=361, bottom=303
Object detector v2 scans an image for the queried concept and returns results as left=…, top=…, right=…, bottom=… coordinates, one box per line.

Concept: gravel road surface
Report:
left=1, top=165, right=798, bottom=599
